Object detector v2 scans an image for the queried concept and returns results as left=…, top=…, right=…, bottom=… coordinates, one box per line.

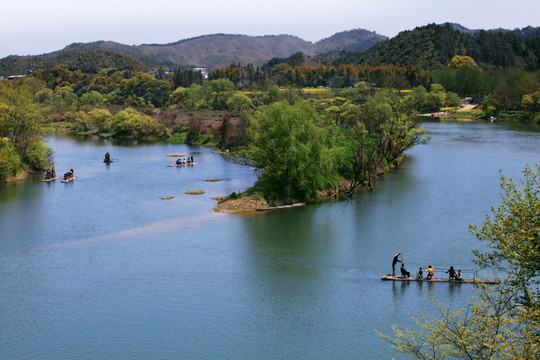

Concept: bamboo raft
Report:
left=381, top=275, right=499, bottom=284
left=168, top=162, right=198, bottom=167
left=61, top=176, right=78, bottom=183
left=41, top=176, right=59, bottom=182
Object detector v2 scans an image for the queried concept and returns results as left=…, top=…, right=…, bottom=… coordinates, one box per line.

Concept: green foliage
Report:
left=53, top=86, right=78, bottom=113
left=0, top=49, right=149, bottom=77
left=448, top=55, right=480, bottom=70
left=248, top=101, right=328, bottom=203
left=22, top=138, right=51, bottom=169
left=110, top=108, right=168, bottom=138
left=0, top=140, right=22, bottom=182
left=168, top=86, right=188, bottom=107
left=184, top=84, right=206, bottom=109
left=80, top=91, right=104, bottom=107
left=88, top=108, right=113, bottom=132
left=209, top=78, right=236, bottom=110
left=226, top=93, right=253, bottom=113
left=471, top=164, right=540, bottom=299
left=114, top=73, right=172, bottom=108
left=359, top=23, right=540, bottom=70
left=378, top=284, right=540, bottom=360
left=0, top=86, right=45, bottom=161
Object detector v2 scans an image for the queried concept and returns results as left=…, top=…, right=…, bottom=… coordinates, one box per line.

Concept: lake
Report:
left=0, top=121, right=539, bottom=359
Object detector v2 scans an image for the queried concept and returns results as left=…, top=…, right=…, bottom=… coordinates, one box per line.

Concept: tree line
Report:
left=1, top=52, right=538, bottom=185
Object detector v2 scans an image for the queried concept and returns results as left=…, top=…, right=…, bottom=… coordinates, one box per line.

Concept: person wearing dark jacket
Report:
left=392, top=252, right=402, bottom=276
left=400, top=263, right=411, bottom=278
left=446, top=266, right=457, bottom=280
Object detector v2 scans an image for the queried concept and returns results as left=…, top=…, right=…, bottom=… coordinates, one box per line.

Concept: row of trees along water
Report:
left=1, top=55, right=538, bottom=203
left=0, top=73, right=428, bottom=204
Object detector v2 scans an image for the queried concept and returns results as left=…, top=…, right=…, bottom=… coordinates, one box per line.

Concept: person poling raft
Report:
left=382, top=252, right=499, bottom=284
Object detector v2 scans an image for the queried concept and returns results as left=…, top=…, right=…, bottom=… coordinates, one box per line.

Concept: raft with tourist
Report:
left=384, top=252, right=499, bottom=284
left=41, top=167, right=58, bottom=182
left=169, top=155, right=197, bottom=167
left=61, top=168, right=76, bottom=183
left=381, top=274, right=500, bottom=284
left=41, top=176, right=59, bottom=182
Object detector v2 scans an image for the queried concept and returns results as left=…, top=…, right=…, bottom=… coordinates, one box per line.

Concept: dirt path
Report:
left=421, top=103, right=478, bottom=117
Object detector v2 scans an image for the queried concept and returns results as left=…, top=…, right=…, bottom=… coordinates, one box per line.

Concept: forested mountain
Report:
left=60, top=31, right=387, bottom=69
left=0, top=49, right=150, bottom=76
left=357, top=23, right=540, bottom=70
left=315, top=29, right=388, bottom=53
left=1, top=24, right=539, bottom=76
left=1, top=30, right=387, bottom=75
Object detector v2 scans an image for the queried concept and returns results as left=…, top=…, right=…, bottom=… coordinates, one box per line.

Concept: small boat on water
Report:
left=41, top=176, right=59, bottom=182
left=168, top=162, right=199, bottom=167
left=381, top=274, right=499, bottom=284
left=61, top=176, right=78, bottom=183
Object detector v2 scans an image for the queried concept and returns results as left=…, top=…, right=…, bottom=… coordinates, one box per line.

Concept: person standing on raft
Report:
left=392, top=252, right=402, bottom=276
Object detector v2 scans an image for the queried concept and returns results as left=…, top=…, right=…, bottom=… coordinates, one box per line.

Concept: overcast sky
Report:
left=1, top=0, right=539, bottom=59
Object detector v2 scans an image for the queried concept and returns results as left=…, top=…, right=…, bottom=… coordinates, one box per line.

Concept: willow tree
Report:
left=379, top=164, right=540, bottom=359
left=248, top=101, right=328, bottom=204
left=346, top=89, right=428, bottom=195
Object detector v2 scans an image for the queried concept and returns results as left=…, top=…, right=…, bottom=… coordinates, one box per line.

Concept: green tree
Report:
left=0, top=140, right=22, bottom=182
left=80, top=91, right=104, bottom=107
left=248, top=101, right=327, bottom=204
left=522, top=91, right=540, bottom=122
left=209, top=78, right=236, bottom=110
left=53, top=86, right=78, bottom=113
left=448, top=55, right=480, bottom=70
left=0, top=86, right=44, bottom=159
left=471, top=164, right=540, bottom=306
left=379, top=164, right=540, bottom=359
left=88, top=108, right=113, bottom=133
left=111, top=108, right=167, bottom=138
left=226, top=93, right=253, bottom=114
left=168, top=86, right=188, bottom=108
left=184, top=84, right=206, bottom=109
left=426, top=84, right=447, bottom=112
left=409, top=85, right=428, bottom=112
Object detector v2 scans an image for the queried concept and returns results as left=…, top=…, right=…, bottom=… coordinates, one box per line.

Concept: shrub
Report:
left=0, top=140, right=22, bottom=182
left=23, top=139, right=51, bottom=170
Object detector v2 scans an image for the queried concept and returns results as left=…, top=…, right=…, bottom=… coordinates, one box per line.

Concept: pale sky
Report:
left=1, top=0, right=539, bottom=59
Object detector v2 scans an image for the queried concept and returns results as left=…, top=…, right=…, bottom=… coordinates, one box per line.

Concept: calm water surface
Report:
left=1, top=122, right=539, bottom=359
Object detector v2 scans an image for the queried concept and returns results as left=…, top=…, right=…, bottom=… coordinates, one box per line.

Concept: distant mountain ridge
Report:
left=58, top=30, right=387, bottom=69
left=1, top=24, right=539, bottom=76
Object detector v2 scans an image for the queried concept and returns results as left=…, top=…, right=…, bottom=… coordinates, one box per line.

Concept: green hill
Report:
left=358, top=23, right=540, bottom=70
left=0, top=30, right=387, bottom=74
left=60, top=32, right=386, bottom=69
left=0, top=49, right=150, bottom=76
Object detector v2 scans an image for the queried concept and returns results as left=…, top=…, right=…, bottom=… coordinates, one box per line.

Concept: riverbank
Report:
left=420, top=103, right=479, bottom=118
